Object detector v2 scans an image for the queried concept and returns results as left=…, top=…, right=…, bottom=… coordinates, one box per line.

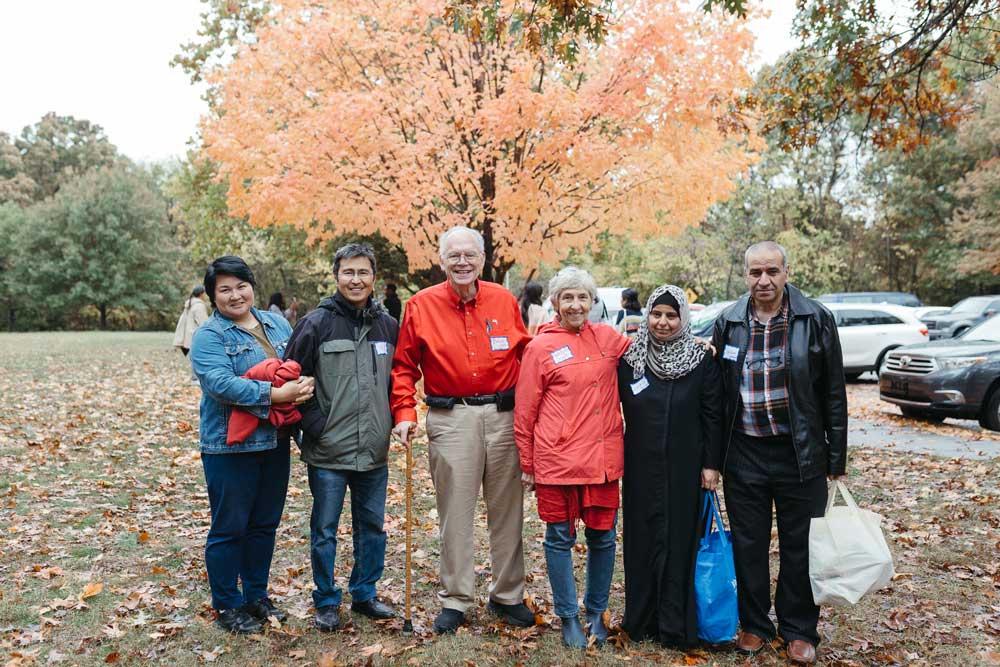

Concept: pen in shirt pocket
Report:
left=485, top=318, right=493, bottom=333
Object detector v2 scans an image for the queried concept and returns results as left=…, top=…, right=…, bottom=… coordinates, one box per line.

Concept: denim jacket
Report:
left=190, top=308, right=292, bottom=453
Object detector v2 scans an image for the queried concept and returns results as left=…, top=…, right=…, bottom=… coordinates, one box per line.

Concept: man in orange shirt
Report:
left=391, top=226, right=534, bottom=634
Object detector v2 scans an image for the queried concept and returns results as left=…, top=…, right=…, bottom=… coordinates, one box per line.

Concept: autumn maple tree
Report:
left=202, top=0, right=759, bottom=282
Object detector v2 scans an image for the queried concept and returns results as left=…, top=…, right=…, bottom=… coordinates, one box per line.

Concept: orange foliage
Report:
left=202, top=0, right=761, bottom=278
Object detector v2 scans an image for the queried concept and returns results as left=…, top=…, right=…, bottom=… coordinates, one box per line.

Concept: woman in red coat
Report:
left=514, top=266, right=631, bottom=648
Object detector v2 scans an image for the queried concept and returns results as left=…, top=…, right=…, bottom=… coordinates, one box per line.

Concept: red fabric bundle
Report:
left=226, top=358, right=303, bottom=446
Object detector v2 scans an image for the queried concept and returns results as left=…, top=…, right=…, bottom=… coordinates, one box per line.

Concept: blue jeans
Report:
left=201, top=437, right=290, bottom=610
left=544, top=517, right=617, bottom=619
left=308, top=464, right=389, bottom=609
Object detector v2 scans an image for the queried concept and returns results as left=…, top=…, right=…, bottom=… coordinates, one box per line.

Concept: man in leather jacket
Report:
left=711, top=241, right=847, bottom=665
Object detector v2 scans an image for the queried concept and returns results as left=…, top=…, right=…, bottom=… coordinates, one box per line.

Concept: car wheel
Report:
left=980, top=389, right=1000, bottom=432
left=900, top=406, right=945, bottom=423
left=874, top=347, right=896, bottom=378
left=844, top=372, right=862, bottom=382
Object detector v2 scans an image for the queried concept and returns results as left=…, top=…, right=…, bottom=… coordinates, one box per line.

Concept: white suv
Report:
left=826, top=303, right=929, bottom=381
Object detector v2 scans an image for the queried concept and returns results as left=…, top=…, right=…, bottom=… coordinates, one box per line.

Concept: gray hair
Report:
left=548, top=266, right=598, bottom=305
left=744, top=241, right=788, bottom=273
left=333, top=242, right=377, bottom=275
left=439, top=226, right=485, bottom=257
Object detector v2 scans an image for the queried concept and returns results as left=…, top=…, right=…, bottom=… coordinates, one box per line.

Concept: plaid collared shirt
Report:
left=738, top=297, right=792, bottom=437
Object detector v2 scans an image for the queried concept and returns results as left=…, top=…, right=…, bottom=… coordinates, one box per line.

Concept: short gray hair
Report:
left=439, top=226, right=485, bottom=257
left=744, top=241, right=788, bottom=273
left=548, top=266, right=598, bottom=305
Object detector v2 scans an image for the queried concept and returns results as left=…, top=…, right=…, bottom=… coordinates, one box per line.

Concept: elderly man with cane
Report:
left=391, top=225, right=535, bottom=634
left=712, top=241, right=847, bottom=665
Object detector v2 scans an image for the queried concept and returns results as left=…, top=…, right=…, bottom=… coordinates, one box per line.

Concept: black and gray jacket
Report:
left=284, top=292, right=398, bottom=471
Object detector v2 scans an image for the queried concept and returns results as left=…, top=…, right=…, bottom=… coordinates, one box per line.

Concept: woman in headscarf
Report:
left=617, top=284, right=723, bottom=648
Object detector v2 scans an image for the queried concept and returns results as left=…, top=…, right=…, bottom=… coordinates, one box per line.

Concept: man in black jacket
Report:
left=712, top=241, right=847, bottom=665
left=284, top=243, right=399, bottom=632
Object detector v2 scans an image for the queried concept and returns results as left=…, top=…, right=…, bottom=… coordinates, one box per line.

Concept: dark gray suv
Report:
left=921, top=295, right=1000, bottom=340
left=879, top=314, right=1000, bottom=430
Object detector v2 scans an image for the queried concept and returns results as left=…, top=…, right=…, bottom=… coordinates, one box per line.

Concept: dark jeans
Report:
left=201, top=437, right=290, bottom=610
left=308, top=464, right=389, bottom=609
left=543, top=517, right=617, bottom=619
left=724, top=432, right=827, bottom=646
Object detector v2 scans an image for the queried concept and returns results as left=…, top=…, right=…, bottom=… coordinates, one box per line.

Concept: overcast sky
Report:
left=0, top=1, right=797, bottom=164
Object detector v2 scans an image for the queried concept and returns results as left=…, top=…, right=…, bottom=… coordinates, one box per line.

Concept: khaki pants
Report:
left=425, top=404, right=525, bottom=612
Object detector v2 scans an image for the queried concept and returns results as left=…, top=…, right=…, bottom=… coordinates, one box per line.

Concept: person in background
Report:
left=615, top=288, right=644, bottom=338
left=618, top=284, right=722, bottom=648
left=268, top=292, right=287, bottom=319
left=711, top=241, right=847, bottom=665
left=190, top=256, right=315, bottom=634
left=390, top=226, right=535, bottom=634
left=518, top=281, right=547, bottom=335
left=514, top=266, right=631, bottom=648
left=173, top=285, right=210, bottom=379
left=383, top=284, right=402, bottom=322
left=283, top=296, right=299, bottom=326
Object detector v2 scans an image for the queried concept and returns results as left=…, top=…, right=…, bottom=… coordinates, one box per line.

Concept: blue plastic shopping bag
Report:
left=695, top=490, right=738, bottom=643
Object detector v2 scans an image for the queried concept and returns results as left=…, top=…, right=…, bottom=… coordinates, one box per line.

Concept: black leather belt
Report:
left=426, top=388, right=515, bottom=411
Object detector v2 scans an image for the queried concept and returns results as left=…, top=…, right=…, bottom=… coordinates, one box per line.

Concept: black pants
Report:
left=724, top=431, right=827, bottom=646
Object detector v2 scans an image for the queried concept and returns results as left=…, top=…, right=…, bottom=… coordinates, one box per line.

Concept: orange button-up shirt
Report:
left=390, top=280, right=531, bottom=424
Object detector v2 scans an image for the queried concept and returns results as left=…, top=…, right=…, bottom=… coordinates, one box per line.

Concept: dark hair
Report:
left=333, top=243, right=377, bottom=275
left=204, top=255, right=256, bottom=307
left=190, top=285, right=206, bottom=298
left=385, top=283, right=397, bottom=294
left=269, top=292, right=285, bottom=310
left=621, top=288, right=641, bottom=312
left=519, top=281, right=544, bottom=325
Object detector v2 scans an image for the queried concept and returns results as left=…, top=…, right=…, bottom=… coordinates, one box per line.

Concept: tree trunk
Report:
left=99, top=304, right=108, bottom=330
left=6, top=303, right=15, bottom=332
left=480, top=168, right=497, bottom=283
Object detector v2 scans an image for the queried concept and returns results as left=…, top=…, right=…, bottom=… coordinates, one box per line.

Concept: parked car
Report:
left=913, top=306, right=950, bottom=320
left=690, top=300, right=736, bottom=338
left=921, top=295, right=1000, bottom=340
left=879, top=314, right=1000, bottom=430
left=826, top=303, right=929, bottom=381
left=818, top=291, right=923, bottom=307
left=541, top=286, right=618, bottom=324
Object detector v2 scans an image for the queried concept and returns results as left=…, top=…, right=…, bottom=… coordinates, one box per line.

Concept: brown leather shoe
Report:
left=786, top=639, right=817, bottom=664
left=736, top=631, right=766, bottom=655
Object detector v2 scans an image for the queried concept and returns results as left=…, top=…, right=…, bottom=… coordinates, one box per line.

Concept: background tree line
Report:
left=2, top=1, right=999, bottom=330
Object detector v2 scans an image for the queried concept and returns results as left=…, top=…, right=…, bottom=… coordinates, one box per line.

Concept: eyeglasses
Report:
left=339, top=269, right=373, bottom=279
left=443, top=252, right=481, bottom=264
left=746, top=350, right=784, bottom=371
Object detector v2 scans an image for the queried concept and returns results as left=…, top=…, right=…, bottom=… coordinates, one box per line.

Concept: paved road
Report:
left=850, top=417, right=1000, bottom=460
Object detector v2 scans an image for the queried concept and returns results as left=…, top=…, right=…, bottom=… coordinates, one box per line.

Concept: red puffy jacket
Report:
left=226, top=358, right=302, bottom=446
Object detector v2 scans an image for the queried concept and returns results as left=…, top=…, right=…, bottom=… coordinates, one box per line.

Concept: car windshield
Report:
left=960, top=314, right=1000, bottom=342
left=951, top=296, right=993, bottom=314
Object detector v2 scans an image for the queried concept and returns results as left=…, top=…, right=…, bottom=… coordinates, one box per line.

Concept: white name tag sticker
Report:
left=374, top=341, right=388, bottom=355
left=490, top=336, right=510, bottom=351
left=550, top=345, right=574, bottom=364
left=630, top=376, right=650, bottom=395
left=723, top=345, right=740, bottom=362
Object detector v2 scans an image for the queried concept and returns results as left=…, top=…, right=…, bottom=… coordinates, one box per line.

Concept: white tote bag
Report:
left=809, top=481, right=894, bottom=606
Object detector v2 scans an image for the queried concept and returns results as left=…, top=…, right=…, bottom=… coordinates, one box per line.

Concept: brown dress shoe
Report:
left=736, top=631, right=766, bottom=655
left=786, top=639, right=817, bottom=664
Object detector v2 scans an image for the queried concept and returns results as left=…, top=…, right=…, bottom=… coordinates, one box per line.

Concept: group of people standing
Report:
left=187, top=227, right=847, bottom=665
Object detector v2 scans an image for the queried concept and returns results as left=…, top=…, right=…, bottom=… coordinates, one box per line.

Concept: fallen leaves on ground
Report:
left=0, top=333, right=998, bottom=666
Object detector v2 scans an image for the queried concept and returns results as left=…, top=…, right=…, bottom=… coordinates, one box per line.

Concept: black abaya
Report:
left=618, top=353, right=723, bottom=646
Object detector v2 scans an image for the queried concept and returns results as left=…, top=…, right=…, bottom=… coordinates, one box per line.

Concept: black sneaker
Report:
left=244, top=597, right=288, bottom=623
left=351, top=597, right=396, bottom=620
left=216, top=608, right=263, bottom=634
left=487, top=600, right=535, bottom=627
left=315, top=605, right=340, bottom=632
left=433, top=608, right=465, bottom=634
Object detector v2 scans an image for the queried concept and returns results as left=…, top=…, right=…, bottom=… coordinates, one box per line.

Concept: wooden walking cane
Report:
left=402, top=439, right=414, bottom=635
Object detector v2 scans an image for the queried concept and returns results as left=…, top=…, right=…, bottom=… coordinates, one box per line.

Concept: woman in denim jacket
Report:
left=191, top=256, right=315, bottom=634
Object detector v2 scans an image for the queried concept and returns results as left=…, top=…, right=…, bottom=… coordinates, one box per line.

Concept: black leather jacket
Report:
left=711, top=284, right=848, bottom=480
